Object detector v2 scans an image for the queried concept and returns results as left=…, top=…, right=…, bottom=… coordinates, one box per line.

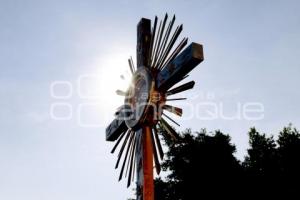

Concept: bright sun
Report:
left=74, top=50, right=132, bottom=128
left=94, top=50, right=132, bottom=118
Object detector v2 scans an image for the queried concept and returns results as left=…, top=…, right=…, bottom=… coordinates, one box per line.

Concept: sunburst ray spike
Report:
left=125, top=133, right=136, bottom=177
left=166, top=81, right=195, bottom=96
left=163, top=104, right=183, bottom=116
left=116, top=89, right=127, bottom=96
left=149, top=16, right=157, bottom=66
left=162, top=112, right=180, bottom=126
left=127, top=135, right=137, bottom=187
left=150, top=129, right=161, bottom=175
left=153, top=127, right=164, bottom=160
left=111, top=130, right=127, bottom=153
left=115, top=131, right=131, bottom=169
left=160, top=118, right=180, bottom=140
left=118, top=131, right=135, bottom=181
left=166, top=97, right=187, bottom=101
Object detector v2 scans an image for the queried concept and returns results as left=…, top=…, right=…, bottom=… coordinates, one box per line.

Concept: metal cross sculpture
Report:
left=106, top=14, right=204, bottom=200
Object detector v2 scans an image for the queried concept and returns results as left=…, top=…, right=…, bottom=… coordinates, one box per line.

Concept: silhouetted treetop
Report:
left=154, top=124, right=300, bottom=200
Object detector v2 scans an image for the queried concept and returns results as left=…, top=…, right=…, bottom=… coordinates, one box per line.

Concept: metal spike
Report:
left=128, top=58, right=134, bottom=74
left=166, top=97, right=187, bottom=101
left=151, top=20, right=162, bottom=67
left=150, top=129, right=161, bottom=175
left=125, top=133, right=136, bottom=177
left=157, top=122, right=170, bottom=141
left=131, top=56, right=135, bottom=71
left=116, top=89, right=127, bottom=96
left=155, top=15, right=176, bottom=69
left=162, top=113, right=180, bottom=127
left=166, top=81, right=195, bottom=96
left=160, top=36, right=187, bottom=70
left=111, top=130, right=127, bottom=153
left=158, top=24, right=184, bottom=70
left=127, top=133, right=137, bottom=187
left=149, top=16, right=158, bottom=66
left=160, top=118, right=180, bottom=140
left=115, top=131, right=131, bottom=169
left=131, top=146, right=136, bottom=183
left=152, top=14, right=168, bottom=68
left=163, top=105, right=183, bottom=116
left=119, top=131, right=134, bottom=181
left=153, top=15, right=175, bottom=69
left=153, top=127, right=164, bottom=160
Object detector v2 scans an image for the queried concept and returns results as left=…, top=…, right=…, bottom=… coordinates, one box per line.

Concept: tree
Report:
left=277, top=124, right=300, bottom=193
left=242, top=128, right=280, bottom=197
left=243, top=127, right=278, bottom=173
left=154, top=125, right=300, bottom=199
left=155, top=129, right=242, bottom=199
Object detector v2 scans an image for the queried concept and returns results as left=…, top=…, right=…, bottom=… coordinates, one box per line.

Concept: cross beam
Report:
left=157, top=42, right=204, bottom=91
left=105, top=16, right=204, bottom=200
left=137, top=18, right=151, bottom=68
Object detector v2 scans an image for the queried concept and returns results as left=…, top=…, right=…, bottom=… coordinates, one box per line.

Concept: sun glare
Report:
left=96, top=51, right=132, bottom=115
left=76, top=46, right=134, bottom=127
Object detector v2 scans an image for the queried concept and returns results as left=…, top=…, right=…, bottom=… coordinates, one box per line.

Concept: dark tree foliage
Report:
left=242, top=128, right=280, bottom=198
left=277, top=125, right=300, bottom=193
left=155, top=129, right=242, bottom=199
left=154, top=124, right=300, bottom=199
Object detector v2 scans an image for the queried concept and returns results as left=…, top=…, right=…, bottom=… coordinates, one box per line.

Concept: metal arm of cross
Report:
left=105, top=14, right=204, bottom=200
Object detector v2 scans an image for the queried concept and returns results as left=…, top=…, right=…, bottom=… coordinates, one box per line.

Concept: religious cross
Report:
left=106, top=14, right=204, bottom=200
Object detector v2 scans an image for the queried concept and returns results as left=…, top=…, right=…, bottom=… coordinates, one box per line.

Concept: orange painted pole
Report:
left=142, top=126, right=154, bottom=200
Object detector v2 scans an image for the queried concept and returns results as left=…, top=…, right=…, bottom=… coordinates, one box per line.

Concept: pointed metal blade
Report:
left=157, top=23, right=184, bottom=70
left=128, top=58, right=134, bottom=75
left=166, top=97, right=187, bottom=101
left=166, top=81, right=195, bottom=96
left=153, top=14, right=175, bottom=69
left=153, top=127, right=164, bottom=160
left=119, top=131, right=135, bottom=181
left=163, top=104, right=183, bottom=116
left=160, top=118, right=180, bottom=140
left=160, top=36, right=187, bottom=70
left=127, top=133, right=137, bottom=187
left=151, top=20, right=162, bottom=67
left=116, top=89, right=127, bottom=96
left=115, top=131, right=131, bottom=169
left=162, top=113, right=180, bottom=127
left=152, top=14, right=168, bottom=68
left=125, top=132, right=136, bottom=178
left=131, top=146, right=136, bottom=183
left=111, top=129, right=127, bottom=154
left=149, top=16, right=158, bottom=66
left=150, top=129, right=161, bottom=175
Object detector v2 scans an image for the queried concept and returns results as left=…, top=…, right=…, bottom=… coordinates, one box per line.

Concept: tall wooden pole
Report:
left=136, top=17, right=153, bottom=200
left=142, top=126, right=154, bottom=200
left=136, top=126, right=154, bottom=200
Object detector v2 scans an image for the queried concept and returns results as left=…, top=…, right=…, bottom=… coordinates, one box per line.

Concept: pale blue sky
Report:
left=0, top=0, right=300, bottom=199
